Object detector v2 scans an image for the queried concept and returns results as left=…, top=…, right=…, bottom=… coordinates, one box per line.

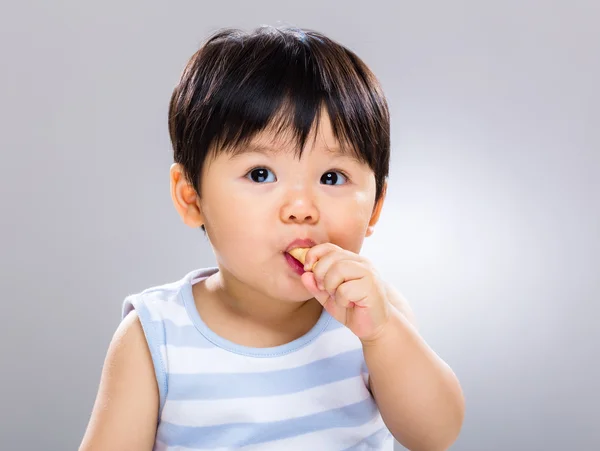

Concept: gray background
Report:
left=1, top=1, right=598, bottom=450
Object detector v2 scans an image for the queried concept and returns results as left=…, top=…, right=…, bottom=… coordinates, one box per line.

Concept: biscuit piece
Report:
left=288, top=247, right=311, bottom=269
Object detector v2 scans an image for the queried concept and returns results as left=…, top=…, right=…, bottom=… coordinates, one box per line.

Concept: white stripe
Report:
left=154, top=414, right=391, bottom=451
left=161, top=375, right=370, bottom=427
left=165, top=326, right=361, bottom=374
left=159, top=346, right=168, bottom=372
left=144, top=298, right=192, bottom=326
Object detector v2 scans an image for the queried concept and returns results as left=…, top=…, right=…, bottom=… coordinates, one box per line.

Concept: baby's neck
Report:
left=193, top=271, right=323, bottom=348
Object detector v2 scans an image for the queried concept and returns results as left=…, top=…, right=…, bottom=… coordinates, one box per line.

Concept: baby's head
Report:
left=168, top=26, right=390, bottom=300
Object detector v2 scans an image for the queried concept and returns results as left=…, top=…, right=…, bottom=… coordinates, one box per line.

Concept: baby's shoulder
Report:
left=120, top=268, right=214, bottom=324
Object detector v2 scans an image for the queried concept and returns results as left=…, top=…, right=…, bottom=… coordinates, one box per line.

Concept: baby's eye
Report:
left=320, top=171, right=348, bottom=186
left=246, top=167, right=277, bottom=183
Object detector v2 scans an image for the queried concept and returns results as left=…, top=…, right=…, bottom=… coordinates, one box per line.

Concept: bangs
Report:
left=215, top=102, right=360, bottom=162
left=169, top=26, right=390, bottom=198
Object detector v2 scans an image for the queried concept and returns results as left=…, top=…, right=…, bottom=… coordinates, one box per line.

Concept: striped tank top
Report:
left=122, top=267, right=393, bottom=450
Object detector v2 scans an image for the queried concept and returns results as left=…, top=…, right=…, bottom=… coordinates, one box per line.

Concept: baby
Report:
left=80, top=26, right=464, bottom=451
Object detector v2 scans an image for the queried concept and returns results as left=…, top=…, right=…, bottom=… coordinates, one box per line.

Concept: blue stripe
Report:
left=167, top=348, right=364, bottom=400
left=157, top=398, right=378, bottom=448
left=140, top=309, right=344, bottom=351
left=162, top=317, right=343, bottom=349
left=341, top=426, right=391, bottom=450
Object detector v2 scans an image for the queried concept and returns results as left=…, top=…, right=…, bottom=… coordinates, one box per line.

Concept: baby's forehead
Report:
left=222, top=124, right=360, bottom=162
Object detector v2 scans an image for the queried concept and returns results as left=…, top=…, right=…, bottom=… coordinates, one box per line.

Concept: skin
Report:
left=80, top=111, right=464, bottom=451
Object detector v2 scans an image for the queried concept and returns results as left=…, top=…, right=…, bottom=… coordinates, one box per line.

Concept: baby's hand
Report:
left=299, top=243, right=390, bottom=342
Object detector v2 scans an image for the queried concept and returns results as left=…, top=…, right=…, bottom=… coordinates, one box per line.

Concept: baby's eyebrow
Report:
left=233, top=143, right=285, bottom=157
left=227, top=142, right=357, bottom=161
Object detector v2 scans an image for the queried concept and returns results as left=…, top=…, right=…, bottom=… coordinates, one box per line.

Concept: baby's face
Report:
left=198, top=113, right=384, bottom=301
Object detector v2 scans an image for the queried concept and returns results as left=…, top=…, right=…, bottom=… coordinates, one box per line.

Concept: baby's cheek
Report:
left=327, top=209, right=372, bottom=252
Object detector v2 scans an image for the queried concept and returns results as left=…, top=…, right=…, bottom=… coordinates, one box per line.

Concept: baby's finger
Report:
left=322, top=260, right=367, bottom=297
left=300, top=271, right=330, bottom=306
left=303, top=243, right=342, bottom=271
left=333, top=278, right=370, bottom=309
left=311, top=249, right=361, bottom=291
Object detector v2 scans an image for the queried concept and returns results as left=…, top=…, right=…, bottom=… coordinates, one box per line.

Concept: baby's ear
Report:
left=366, top=181, right=387, bottom=237
left=170, top=163, right=204, bottom=228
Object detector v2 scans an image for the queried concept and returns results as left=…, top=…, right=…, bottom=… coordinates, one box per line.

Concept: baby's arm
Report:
left=79, top=310, right=159, bottom=451
left=364, top=285, right=464, bottom=451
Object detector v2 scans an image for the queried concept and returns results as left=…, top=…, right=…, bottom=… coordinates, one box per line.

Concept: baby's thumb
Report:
left=301, top=272, right=330, bottom=306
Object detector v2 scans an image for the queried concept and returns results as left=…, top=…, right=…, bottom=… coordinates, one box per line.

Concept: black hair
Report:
left=168, top=25, right=390, bottom=231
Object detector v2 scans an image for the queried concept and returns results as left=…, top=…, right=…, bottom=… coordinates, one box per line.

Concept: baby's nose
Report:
left=281, top=198, right=319, bottom=225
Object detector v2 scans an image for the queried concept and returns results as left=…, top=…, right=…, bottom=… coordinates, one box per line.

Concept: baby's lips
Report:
left=288, top=247, right=313, bottom=271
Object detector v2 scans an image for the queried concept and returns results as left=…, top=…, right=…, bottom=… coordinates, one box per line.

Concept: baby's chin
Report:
left=272, top=283, right=314, bottom=303
left=258, top=277, right=312, bottom=304
left=226, top=261, right=313, bottom=302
